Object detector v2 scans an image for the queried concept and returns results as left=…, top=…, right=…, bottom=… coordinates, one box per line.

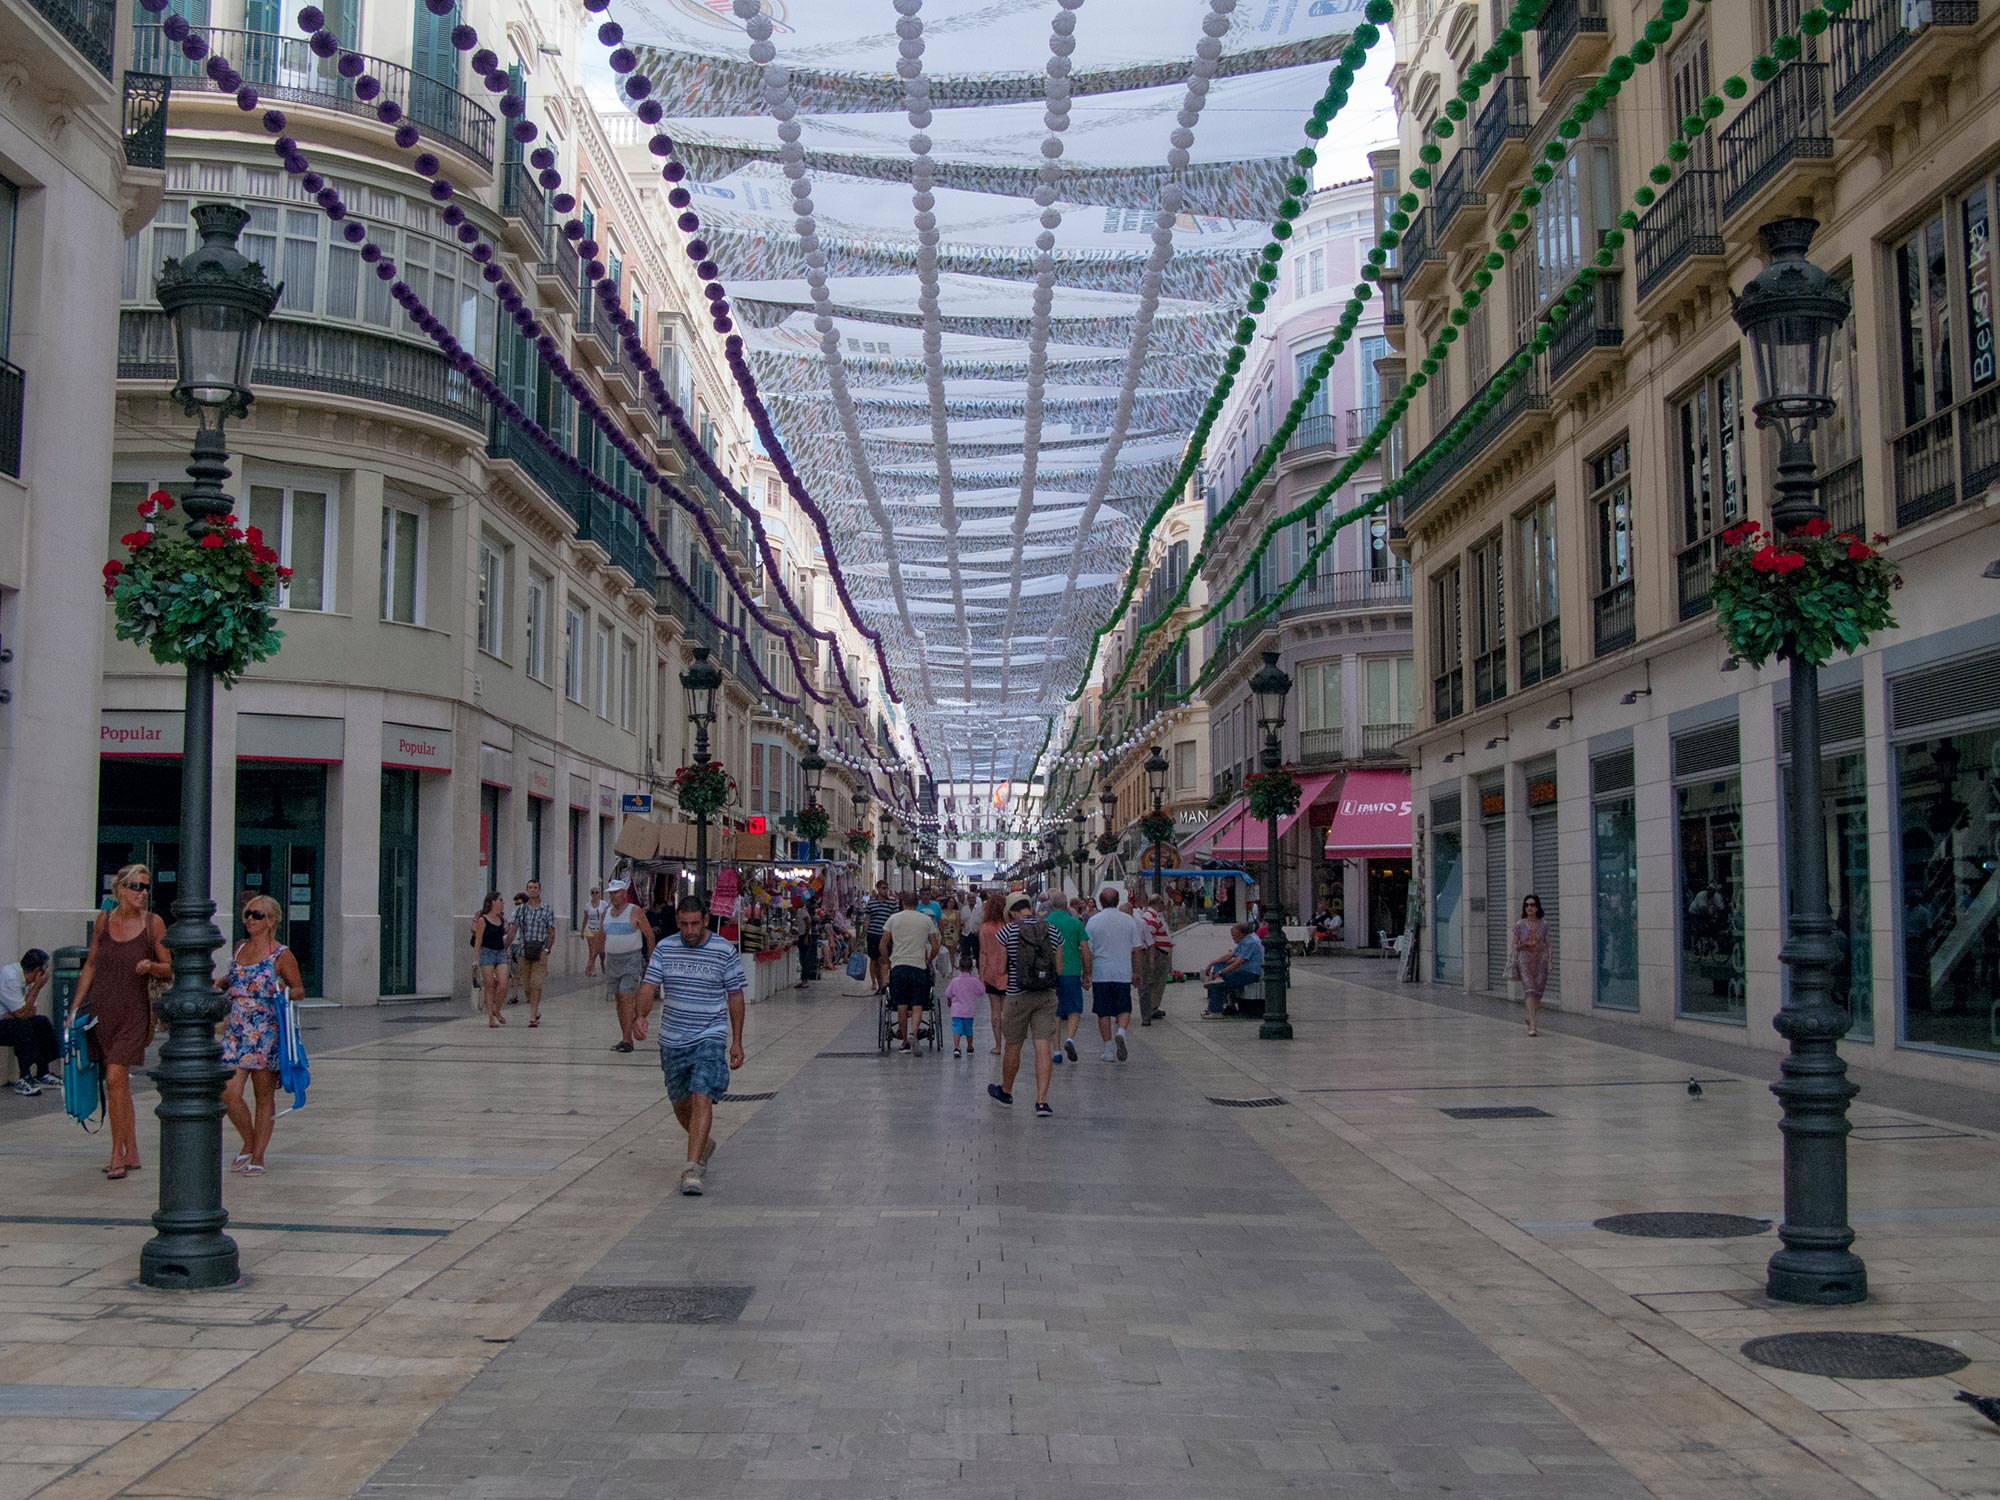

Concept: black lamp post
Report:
left=1250, top=650, right=1294, bottom=1041
left=801, top=743, right=827, bottom=862
left=680, top=644, right=724, bottom=901
left=852, top=784, right=871, bottom=874
left=1069, top=807, right=1087, bottom=902
left=142, top=202, right=280, bottom=1291
left=1732, top=217, right=1865, bottom=1306
left=1145, top=744, right=1170, bottom=901
left=1098, top=785, right=1118, bottom=898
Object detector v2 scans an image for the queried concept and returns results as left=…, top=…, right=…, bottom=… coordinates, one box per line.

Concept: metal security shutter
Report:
left=1889, top=649, right=2000, bottom=737
left=1530, top=812, right=1559, bottom=1000
left=1485, top=813, right=1510, bottom=990
left=1672, top=720, right=1741, bottom=779
left=1777, top=687, right=1866, bottom=761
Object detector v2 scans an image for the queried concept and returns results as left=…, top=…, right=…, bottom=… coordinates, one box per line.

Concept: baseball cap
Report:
left=606, top=879, right=630, bottom=893
left=1008, top=895, right=1033, bottom=913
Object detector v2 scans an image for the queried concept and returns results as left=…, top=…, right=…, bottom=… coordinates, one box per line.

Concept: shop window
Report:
left=1591, top=750, right=1638, bottom=1011
left=1299, top=660, right=1341, bottom=733
left=380, top=501, right=423, bottom=626
left=1469, top=534, right=1506, bottom=707
left=1676, top=772, right=1746, bottom=1023
left=475, top=537, right=505, bottom=657
left=1793, top=750, right=1873, bottom=1039
left=249, top=482, right=333, bottom=611
left=563, top=604, right=584, bottom=703
left=1896, top=731, right=2000, bottom=1059
left=1591, top=435, right=1635, bottom=655
left=525, top=567, right=550, bottom=682
left=1432, top=809, right=1464, bottom=983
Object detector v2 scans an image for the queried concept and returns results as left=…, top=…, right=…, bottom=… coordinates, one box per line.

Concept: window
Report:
left=563, top=604, right=584, bottom=702
left=1528, top=111, right=1619, bottom=314
left=1467, top=299, right=1490, bottom=391
left=1677, top=773, right=1745, bottom=1023
left=1592, top=756, right=1639, bottom=1011
left=248, top=483, right=333, bottom=611
left=1897, top=729, right=2000, bottom=1058
left=476, top=538, right=505, bottom=656
left=525, top=567, right=550, bottom=682
left=380, top=501, right=423, bottom=625
left=1469, top=534, right=1506, bottom=707
left=1430, top=562, right=1463, bottom=721
left=1515, top=495, right=1559, bottom=687
left=1427, top=335, right=1452, bottom=434
left=1821, top=271, right=1862, bottom=472
left=1675, top=361, right=1746, bottom=617
left=1299, top=660, right=1341, bottom=733
left=0, top=175, right=16, bottom=358
left=1364, top=658, right=1416, bottom=727
left=1358, top=335, right=1386, bottom=412
left=1173, top=739, right=1197, bottom=792
left=1590, top=436, right=1635, bottom=654
left=618, top=637, right=636, bottom=730
left=594, top=621, right=613, bottom=717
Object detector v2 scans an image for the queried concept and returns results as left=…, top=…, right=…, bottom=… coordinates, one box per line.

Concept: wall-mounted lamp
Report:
left=1620, top=661, right=1654, bottom=707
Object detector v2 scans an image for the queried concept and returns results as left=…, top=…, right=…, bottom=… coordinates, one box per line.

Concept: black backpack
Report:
left=1015, top=918, right=1058, bottom=993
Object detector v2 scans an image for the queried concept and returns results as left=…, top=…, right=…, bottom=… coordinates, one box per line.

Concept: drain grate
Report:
left=1440, top=1105, right=1553, bottom=1120
left=1207, top=1096, right=1287, bottom=1109
left=718, top=1091, right=776, bottom=1102
left=538, top=1284, right=754, bottom=1326
left=1741, top=1331, right=1969, bottom=1380
left=1594, top=1212, right=1771, bottom=1240
left=816, top=1050, right=884, bottom=1058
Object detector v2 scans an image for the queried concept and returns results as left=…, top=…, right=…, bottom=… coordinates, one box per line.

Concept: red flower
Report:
left=1847, top=541, right=1874, bottom=561
left=119, top=530, right=153, bottom=549
left=253, top=545, right=279, bottom=565
left=103, top=559, right=125, bottom=578
left=245, top=570, right=264, bottom=588
left=1721, top=522, right=1756, bottom=546
left=244, top=525, right=264, bottom=546
left=1774, top=551, right=1807, bottom=574
left=199, top=534, right=227, bottom=549
left=147, top=489, right=174, bottom=512
left=1750, top=545, right=1782, bottom=573
left=277, top=565, right=293, bottom=580
left=1799, top=517, right=1832, bottom=538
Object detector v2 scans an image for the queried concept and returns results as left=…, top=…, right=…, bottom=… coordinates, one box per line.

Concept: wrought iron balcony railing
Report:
left=1720, top=62, right=1832, bottom=222
left=1634, top=169, right=1724, bottom=302
left=1537, top=0, right=1608, bottom=85
left=1547, top=271, right=1622, bottom=386
left=122, top=71, right=171, bottom=169
left=1518, top=618, right=1562, bottom=690
left=1832, top=0, right=1979, bottom=114
left=32, top=0, right=114, bottom=78
left=0, top=359, right=23, bottom=480
left=1473, top=73, right=1531, bottom=183
left=1593, top=580, right=1635, bottom=656
left=1277, top=566, right=1412, bottom=620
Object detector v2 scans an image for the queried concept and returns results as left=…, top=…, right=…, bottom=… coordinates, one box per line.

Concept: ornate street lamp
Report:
left=143, top=203, right=280, bottom=1291
left=680, top=644, right=725, bottom=901
left=800, top=742, right=827, bottom=861
left=1069, top=806, right=1087, bottom=902
left=1250, top=650, right=1294, bottom=1041
left=1098, top=784, right=1118, bottom=898
left=1733, top=217, right=1864, bottom=1307
left=1145, top=744, right=1171, bottom=902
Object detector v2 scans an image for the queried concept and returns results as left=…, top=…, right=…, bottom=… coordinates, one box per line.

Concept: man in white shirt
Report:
left=0, top=950, right=59, bottom=1096
left=880, top=892, right=940, bottom=1053
left=1083, top=889, right=1145, bottom=1062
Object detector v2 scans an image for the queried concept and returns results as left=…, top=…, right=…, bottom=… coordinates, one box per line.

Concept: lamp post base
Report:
left=1766, top=1247, right=1867, bottom=1307
left=139, top=1227, right=241, bottom=1291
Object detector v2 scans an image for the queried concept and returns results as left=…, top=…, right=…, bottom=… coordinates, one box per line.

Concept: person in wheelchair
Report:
left=881, top=892, right=941, bottom=1053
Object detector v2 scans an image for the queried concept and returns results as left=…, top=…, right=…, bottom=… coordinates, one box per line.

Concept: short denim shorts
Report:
left=661, top=1037, right=730, bottom=1103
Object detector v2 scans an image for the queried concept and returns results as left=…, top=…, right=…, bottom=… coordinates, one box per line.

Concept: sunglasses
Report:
left=242, top=909, right=269, bottom=922
left=125, top=882, right=150, bottom=893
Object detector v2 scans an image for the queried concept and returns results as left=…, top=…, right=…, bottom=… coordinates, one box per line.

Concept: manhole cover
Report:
left=816, top=1050, right=883, bottom=1058
left=1440, top=1105, right=1553, bottom=1120
left=1741, top=1332, right=1968, bottom=1380
left=1595, top=1212, right=1772, bottom=1239
left=1206, top=1096, right=1286, bottom=1109
left=538, top=1284, right=753, bottom=1326
left=719, top=1091, right=776, bottom=1102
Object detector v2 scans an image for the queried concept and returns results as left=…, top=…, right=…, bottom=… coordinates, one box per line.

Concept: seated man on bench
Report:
left=0, top=949, right=60, bottom=1096
left=1199, top=924, right=1264, bottom=1019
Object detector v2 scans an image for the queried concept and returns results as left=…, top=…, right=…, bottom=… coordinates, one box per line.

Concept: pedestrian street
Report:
left=1, top=960, right=1995, bottom=1500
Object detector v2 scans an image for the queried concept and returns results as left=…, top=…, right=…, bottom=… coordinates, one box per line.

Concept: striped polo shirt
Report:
left=645, top=933, right=749, bottom=1049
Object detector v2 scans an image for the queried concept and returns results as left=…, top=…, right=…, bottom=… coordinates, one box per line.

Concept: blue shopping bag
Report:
left=275, top=997, right=310, bottom=1112
left=62, top=1009, right=104, bottom=1132
left=845, top=951, right=868, bottom=981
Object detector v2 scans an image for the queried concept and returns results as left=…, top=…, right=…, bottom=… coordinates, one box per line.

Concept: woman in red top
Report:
left=73, top=863, right=171, bottom=1179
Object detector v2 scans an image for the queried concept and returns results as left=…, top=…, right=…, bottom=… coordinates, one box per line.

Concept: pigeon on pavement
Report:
left=1955, top=1391, right=2000, bottom=1430
left=1687, top=1079, right=1704, bottom=1099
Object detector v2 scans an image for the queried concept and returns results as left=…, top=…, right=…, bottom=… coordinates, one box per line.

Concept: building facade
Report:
left=1391, top=0, right=2000, bottom=1084
left=1196, top=178, right=1416, bottom=944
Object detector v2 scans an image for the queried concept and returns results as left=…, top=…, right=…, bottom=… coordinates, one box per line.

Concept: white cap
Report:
left=606, top=879, right=630, bottom=893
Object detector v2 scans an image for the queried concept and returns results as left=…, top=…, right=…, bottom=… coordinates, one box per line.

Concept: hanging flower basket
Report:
left=105, top=490, right=286, bottom=688
left=845, top=828, right=874, bottom=855
left=673, top=761, right=735, bottom=816
left=1139, top=813, right=1176, bottom=846
left=1094, top=832, right=1119, bottom=855
left=1712, top=520, right=1900, bottom=669
left=1245, top=768, right=1302, bottom=822
left=795, top=806, right=830, bottom=845
left=877, top=843, right=896, bottom=864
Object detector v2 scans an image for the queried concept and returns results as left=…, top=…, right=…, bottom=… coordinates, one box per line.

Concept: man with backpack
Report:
left=988, top=894, right=1064, bottom=1118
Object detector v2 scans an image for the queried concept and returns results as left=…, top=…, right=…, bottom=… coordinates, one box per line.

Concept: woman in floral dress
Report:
left=1510, top=894, right=1551, bottom=1037
left=221, top=894, right=305, bottom=1175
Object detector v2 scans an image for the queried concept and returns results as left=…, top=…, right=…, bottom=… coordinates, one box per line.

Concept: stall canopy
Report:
left=1322, top=769, right=1414, bottom=859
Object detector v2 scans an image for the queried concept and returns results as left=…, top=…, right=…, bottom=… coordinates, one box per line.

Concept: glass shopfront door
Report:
left=234, top=764, right=327, bottom=994
left=380, top=768, right=420, bottom=995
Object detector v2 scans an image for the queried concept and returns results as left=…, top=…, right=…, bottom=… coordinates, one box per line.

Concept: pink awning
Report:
left=1210, top=772, right=1341, bottom=859
left=1323, top=769, right=1414, bottom=859
left=1180, top=798, right=1249, bottom=859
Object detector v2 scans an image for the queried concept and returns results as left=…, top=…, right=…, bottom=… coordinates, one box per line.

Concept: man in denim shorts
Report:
left=634, top=897, right=747, bottom=1196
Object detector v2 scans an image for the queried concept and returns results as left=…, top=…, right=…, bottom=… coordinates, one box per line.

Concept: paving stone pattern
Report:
left=358, top=1008, right=1650, bottom=1500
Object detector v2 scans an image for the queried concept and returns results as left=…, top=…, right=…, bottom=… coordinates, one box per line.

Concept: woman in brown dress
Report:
left=73, top=863, right=171, bottom=1178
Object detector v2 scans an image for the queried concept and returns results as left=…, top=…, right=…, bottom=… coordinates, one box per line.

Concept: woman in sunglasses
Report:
left=220, top=894, right=303, bottom=1176
left=73, top=862, right=171, bottom=1179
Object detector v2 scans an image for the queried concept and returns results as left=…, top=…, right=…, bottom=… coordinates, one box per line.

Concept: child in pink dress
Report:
left=944, top=953, right=985, bottom=1059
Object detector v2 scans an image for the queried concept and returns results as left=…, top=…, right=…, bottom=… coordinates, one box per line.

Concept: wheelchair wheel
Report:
left=878, top=998, right=892, bottom=1055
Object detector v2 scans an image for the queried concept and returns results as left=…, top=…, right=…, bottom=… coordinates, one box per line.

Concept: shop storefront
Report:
left=1589, top=747, right=1639, bottom=1011
left=381, top=722, right=451, bottom=998
left=1320, top=769, right=1413, bottom=950
left=1430, top=790, right=1463, bottom=982
left=1672, top=721, right=1746, bottom=1025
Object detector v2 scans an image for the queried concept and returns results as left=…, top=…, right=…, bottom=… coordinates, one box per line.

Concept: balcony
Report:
left=1821, top=455, right=1865, bottom=537
left=1286, top=409, right=1339, bottom=457
left=28, top=0, right=114, bottom=80
left=119, top=309, right=485, bottom=431
left=1350, top=405, right=1385, bottom=447
left=1207, top=617, right=1273, bottom=684
left=1472, top=645, right=1507, bottom=708
left=499, top=161, right=548, bottom=261
left=1537, top=0, right=1610, bottom=91
left=1433, top=149, right=1487, bottom=254
left=1677, top=534, right=1723, bottom=621
left=1362, top=722, right=1411, bottom=758
left=130, top=25, right=494, bottom=170
left=122, top=71, right=170, bottom=170
left=1400, top=207, right=1441, bottom=298
left=1893, top=387, right=2000, bottom=529
left=1634, top=169, right=1725, bottom=310
left=1277, top=565, right=1413, bottom=621
left=488, top=410, right=583, bottom=515
left=1546, top=271, right=1622, bottom=394
left=575, top=296, right=622, bottom=373
left=1518, top=618, right=1562, bottom=689
left=1832, top=0, right=1979, bottom=130
left=0, top=358, right=22, bottom=479
left=535, top=226, right=582, bottom=313
left=1298, top=729, right=1344, bottom=765
left=1396, top=353, right=1551, bottom=528
left=1593, top=580, right=1635, bottom=656
left=1719, top=63, right=1833, bottom=229
left=1433, top=667, right=1465, bottom=723
left=1473, top=74, right=1532, bottom=189
left=1380, top=277, right=1405, bottom=348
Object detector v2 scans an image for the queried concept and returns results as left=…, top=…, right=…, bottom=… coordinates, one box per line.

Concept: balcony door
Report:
left=411, top=0, right=457, bottom=132
left=1667, top=25, right=1714, bottom=176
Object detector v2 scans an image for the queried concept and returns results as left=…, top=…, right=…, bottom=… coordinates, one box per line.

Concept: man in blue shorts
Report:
left=635, top=896, right=748, bottom=1196
left=1045, top=896, right=1090, bottom=1065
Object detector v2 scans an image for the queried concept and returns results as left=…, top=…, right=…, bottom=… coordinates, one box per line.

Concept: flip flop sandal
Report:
left=105, top=1166, right=129, bottom=1180
left=241, top=1164, right=265, bottom=1176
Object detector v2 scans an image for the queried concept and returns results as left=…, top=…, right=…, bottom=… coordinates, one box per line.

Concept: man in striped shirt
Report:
left=635, top=896, right=748, bottom=1196
left=862, top=880, right=897, bottom=997
left=988, top=894, right=1065, bottom=1118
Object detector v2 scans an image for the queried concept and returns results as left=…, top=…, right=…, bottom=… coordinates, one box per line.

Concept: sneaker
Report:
left=987, top=1083, right=1012, bottom=1107
left=30, top=1072, right=58, bottom=1088
left=1062, top=1037, right=1078, bottom=1062
left=1101, top=1041, right=1117, bottom=1063
left=1152, top=1010, right=1167, bottom=1021
left=10, top=1078, right=41, bottom=1096
left=1115, top=1031, right=1128, bottom=1062
left=678, top=1163, right=704, bottom=1196
left=1034, top=1102, right=1054, bottom=1119
left=1051, top=1051, right=1063, bottom=1066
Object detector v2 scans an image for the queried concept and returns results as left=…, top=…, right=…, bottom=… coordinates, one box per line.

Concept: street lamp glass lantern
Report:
left=1145, top=744, right=1169, bottom=800
left=801, top=744, right=826, bottom=802
left=1098, top=786, right=1117, bottom=825
left=1731, top=218, right=1847, bottom=438
left=680, top=645, right=723, bottom=727
left=154, top=203, right=281, bottom=424
left=1250, top=650, right=1293, bottom=735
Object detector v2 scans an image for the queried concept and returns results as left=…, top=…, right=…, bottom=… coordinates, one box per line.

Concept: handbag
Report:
left=63, top=1008, right=104, bottom=1131
left=521, top=940, right=546, bottom=962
